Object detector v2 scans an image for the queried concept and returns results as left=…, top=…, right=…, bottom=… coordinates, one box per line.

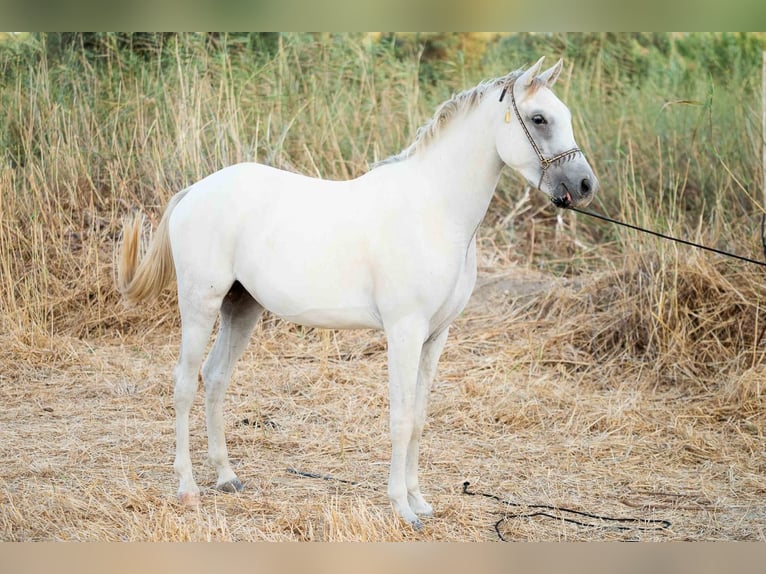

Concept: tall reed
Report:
left=0, top=33, right=762, bottom=358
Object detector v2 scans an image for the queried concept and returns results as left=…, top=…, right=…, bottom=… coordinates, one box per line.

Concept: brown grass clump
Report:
left=524, top=252, right=766, bottom=388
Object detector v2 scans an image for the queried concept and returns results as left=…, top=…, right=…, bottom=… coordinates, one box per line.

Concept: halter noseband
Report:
left=499, top=81, right=582, bottom=193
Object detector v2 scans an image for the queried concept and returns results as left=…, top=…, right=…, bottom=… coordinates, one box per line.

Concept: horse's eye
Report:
left=532, top=114, right=547, bottom=125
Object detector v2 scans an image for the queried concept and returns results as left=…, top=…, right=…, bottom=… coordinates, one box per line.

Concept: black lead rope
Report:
left=501, top=76, right=766, bottom=267
left=285, top=468, right=670, bottom=539
left=286, top=467, right=361, bottom=487
left=569, top=207, right=766, bottom=268
left=461, top=482, right=671, bottom=541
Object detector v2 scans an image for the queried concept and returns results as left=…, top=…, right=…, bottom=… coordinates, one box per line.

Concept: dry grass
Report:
left=2, top=239, right=765, bottom=541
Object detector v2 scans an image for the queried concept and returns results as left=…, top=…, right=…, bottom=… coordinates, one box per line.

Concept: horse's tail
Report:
left=117, top=188, right=190, bottom=304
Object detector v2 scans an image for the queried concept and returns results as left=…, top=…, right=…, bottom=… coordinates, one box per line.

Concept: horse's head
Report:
left=495, top=57, right=597, bottom=209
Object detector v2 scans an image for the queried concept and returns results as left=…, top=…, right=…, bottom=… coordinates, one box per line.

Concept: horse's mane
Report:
left=374, top=69, right=526, bottom=167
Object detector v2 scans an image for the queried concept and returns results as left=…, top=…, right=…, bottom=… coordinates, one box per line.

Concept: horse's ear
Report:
left=516, top=57, right=546, bottom=90
left=538, top=59, right=563, bottom=87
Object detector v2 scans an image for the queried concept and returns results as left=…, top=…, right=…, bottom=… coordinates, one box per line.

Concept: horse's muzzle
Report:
left=551, top=176, right=597, bottom=209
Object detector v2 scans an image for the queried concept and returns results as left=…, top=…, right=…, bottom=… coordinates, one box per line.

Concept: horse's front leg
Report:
left=405, top=326, right=449, bottom=517
left=385, top=316, right=429, bottom=529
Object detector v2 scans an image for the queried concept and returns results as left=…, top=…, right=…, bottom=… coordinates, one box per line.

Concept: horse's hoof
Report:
left=178, top=491, right=201, bottom=506
left=394, top=500, right=425, bottom=531
left=409, top=496, right=434, bottom=517
left=415, top=505, right=433, bottom=517
left=217, top=478, right=244, bottom=493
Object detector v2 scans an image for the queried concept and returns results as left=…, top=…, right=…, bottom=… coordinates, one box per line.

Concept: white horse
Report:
left=117, top=57, right=597, bottom=529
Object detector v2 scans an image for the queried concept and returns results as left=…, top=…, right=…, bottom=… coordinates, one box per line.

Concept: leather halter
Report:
left=499, top=81, right=582, bottom=192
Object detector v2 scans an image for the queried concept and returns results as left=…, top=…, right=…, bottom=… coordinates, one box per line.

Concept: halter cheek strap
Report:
left=499, top=82, right=582, bottom=191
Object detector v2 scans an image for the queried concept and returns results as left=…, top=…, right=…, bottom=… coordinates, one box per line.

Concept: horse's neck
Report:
left=409, top=102, right=503, bottom=239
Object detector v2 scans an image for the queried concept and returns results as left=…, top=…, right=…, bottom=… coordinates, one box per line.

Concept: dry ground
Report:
left=1, top=263, right=765, bottom=541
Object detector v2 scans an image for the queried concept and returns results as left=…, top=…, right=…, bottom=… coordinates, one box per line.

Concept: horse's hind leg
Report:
left=174, top=291, right=221, bottom=505
left=201, top=282, right=264, bottom=493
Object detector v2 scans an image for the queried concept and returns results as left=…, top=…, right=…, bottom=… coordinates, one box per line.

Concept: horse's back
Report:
left=167, top=162, right=384, bottom=327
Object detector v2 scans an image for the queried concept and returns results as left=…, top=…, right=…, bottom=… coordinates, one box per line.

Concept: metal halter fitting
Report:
left=499, top=81, right=582, bottom=193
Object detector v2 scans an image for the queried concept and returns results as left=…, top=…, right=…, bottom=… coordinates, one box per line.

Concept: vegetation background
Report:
left=1, top=32, right=765, bottom=540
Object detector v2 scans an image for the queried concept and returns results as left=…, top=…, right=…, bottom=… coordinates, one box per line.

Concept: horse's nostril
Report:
left=580, top=178, right=592, bottom=194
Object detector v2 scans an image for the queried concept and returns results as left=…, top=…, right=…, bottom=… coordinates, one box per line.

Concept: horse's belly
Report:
left=240, top=275, right=382, bottom=330
left=236, top=255, right=381, bottom=330
left=278, top=306, right=383, bottom=330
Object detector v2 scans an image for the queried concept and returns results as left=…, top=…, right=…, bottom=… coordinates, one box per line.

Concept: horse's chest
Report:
left=427, top=239, right=478, bottom=333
